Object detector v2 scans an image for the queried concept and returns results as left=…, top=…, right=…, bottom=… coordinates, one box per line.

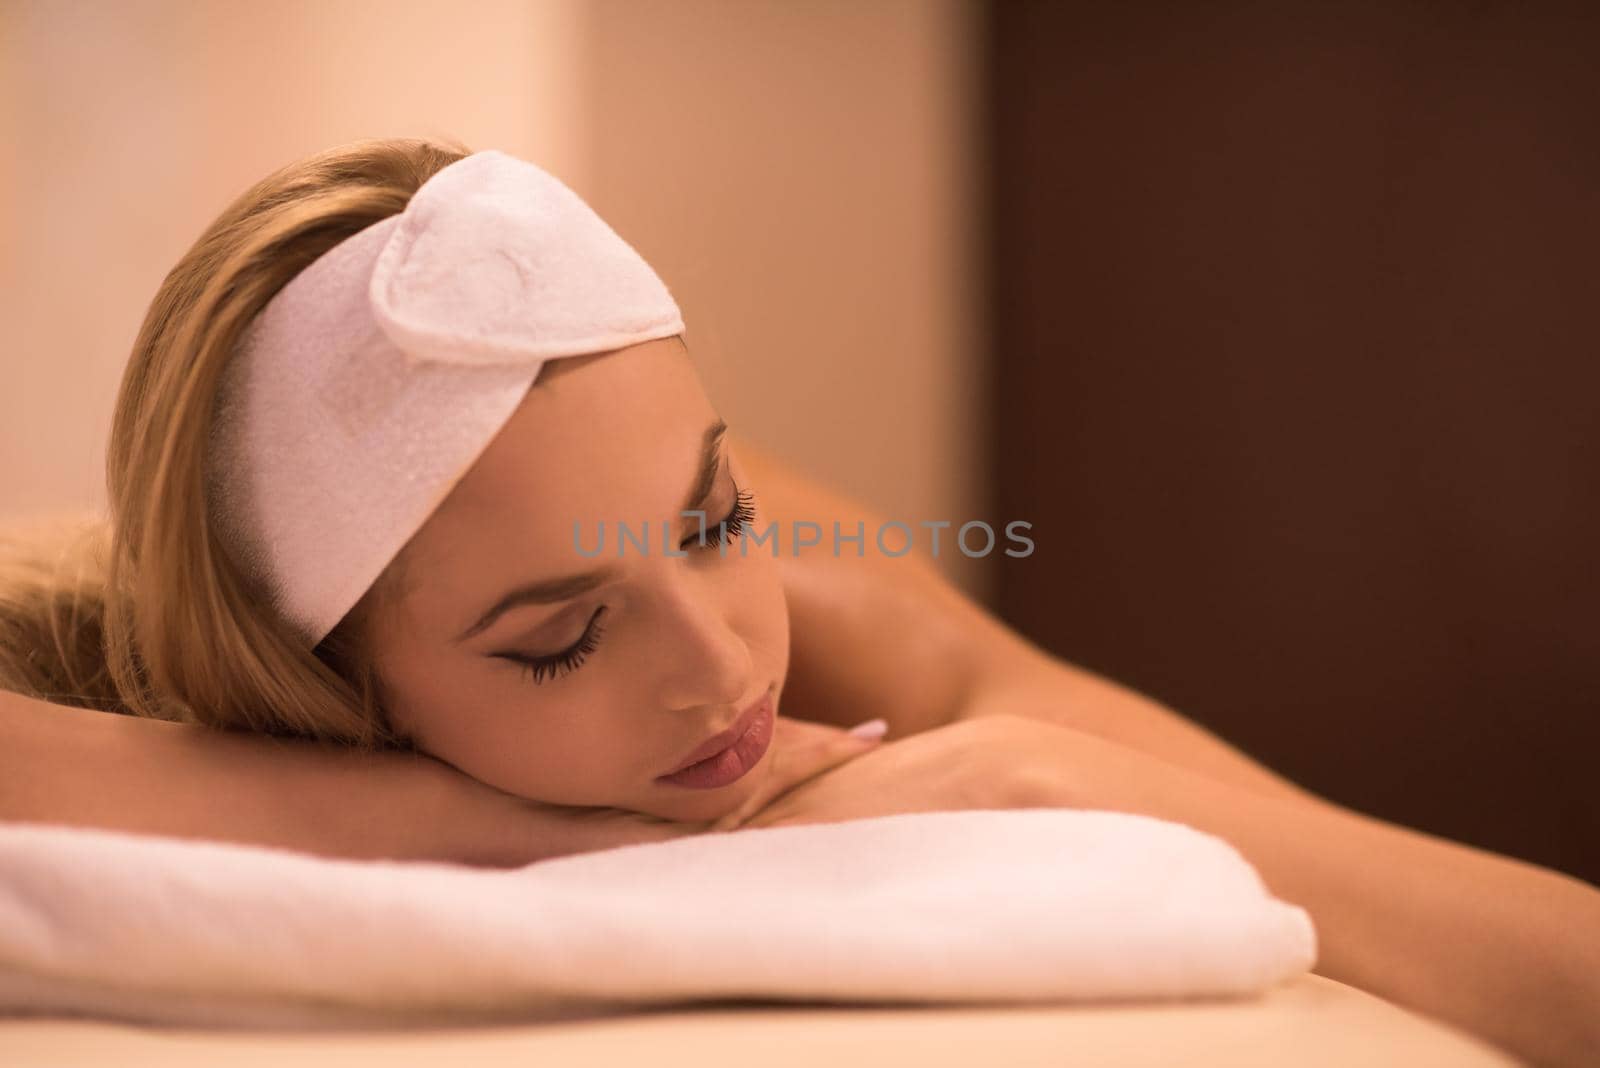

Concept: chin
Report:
left=633, top=759, right=773, bottom=824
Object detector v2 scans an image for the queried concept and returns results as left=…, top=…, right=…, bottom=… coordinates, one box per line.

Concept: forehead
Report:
left=395, top=337, right=717, bottom=587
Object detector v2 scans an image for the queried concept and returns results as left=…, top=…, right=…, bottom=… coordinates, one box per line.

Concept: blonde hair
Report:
left=0, top=137, right=473, bottom=751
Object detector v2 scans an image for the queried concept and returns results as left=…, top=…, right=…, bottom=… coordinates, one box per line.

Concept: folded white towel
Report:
left=0, top=809, right=1316, bottom=1030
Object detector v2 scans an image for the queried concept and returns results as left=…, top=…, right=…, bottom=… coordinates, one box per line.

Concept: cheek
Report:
left=380, top=660, right=506, bottom=760
left=382, top=657, right=634, bottom=804
left=740, top=552, right=792, bottom=683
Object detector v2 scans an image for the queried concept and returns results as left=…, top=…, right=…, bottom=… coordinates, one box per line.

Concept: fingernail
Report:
left=847, top=718, right=888, bottom=740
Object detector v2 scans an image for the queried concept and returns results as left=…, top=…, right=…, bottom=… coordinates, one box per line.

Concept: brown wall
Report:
left=990, top=2, right=1599, bottom=882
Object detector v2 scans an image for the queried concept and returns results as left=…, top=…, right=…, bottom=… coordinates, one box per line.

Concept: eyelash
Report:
left=504, top=485, right=757, bottom=685
left=693, top=486, right=756, bottom=550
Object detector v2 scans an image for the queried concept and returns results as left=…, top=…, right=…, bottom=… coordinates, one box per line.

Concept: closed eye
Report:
left=496, top=487, right=755, bottom=687
left=497, top=606, right=606, bottom=685
left=683, top=485, right=756, bottom=552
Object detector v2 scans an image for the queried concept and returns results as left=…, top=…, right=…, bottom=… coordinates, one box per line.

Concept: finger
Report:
left=710, top=719, right=888, bottom=833
left=598, top=809, right=710, bottom=847
left=800, top=719, right=888, bottom=774
left=769, top=717, right=886, bottom=791
left=709, top=801, right=758, bottom=834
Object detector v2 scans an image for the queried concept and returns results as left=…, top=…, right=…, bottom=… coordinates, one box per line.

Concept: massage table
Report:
left=0, top=976, right=1516, bottom=1067
left=0, top=811, right=1521, bottom=1066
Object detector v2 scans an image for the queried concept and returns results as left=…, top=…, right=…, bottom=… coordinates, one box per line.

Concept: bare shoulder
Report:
left=727, top=436, right=1324, bottom=803
left=726, top=433, right=1050, bottom=736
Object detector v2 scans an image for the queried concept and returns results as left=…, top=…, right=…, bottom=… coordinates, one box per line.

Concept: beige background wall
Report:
left=0, top=0, right=988, bottom=599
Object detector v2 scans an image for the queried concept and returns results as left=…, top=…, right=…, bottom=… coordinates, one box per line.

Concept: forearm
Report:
left=0, top=689, right=639, bottom=867
left=1070, top=751, right=1600, bottom=1067
left=960, top=667, right=1600, bottom=1065
left=955, top=651, right=1323, bottom=806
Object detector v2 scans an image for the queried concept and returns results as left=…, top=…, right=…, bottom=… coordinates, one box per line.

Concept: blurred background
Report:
left=1, top=1, right=1595, bottom=882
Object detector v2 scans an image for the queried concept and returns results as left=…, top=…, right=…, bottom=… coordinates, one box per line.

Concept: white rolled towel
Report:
left=0, top=809, right=1316, bottom=1030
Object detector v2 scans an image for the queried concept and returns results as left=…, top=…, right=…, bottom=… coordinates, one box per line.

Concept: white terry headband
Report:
left=205, top=148, right=684, bottom=649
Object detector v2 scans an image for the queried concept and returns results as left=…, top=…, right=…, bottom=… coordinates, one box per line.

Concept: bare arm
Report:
left=736, top=437, right=1600, bottom=1063
left=952, top=650, right=1323, bottom=803
left=0, top=688, right=689, bottom=867
left=732, top=433, right=1318, bottom=803
left=1016, top=728, right=1600, bottom=1067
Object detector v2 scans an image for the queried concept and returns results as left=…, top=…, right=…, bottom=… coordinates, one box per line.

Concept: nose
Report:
left=649, top=567, right=755, bottom=713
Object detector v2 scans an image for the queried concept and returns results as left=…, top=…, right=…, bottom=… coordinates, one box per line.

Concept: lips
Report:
left=661, top=686, right=773, bottom=776
left=654, top=694, right=775, bottom=790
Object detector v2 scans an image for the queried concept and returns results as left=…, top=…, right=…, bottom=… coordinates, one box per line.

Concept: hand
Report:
left=709, top=713, right=1058, bottom=832
left=469, top=714, right=889, bottom=861
left=707, top=714, right=889, bottom=832
left=714, top=712, right=1215, bottom=832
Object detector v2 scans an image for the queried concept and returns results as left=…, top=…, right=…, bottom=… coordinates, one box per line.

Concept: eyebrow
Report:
left=453, top=417, right=729, bottom=644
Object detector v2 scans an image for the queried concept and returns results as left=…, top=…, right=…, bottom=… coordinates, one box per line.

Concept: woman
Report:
left=1, top=138, right=1595, bottom=1066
